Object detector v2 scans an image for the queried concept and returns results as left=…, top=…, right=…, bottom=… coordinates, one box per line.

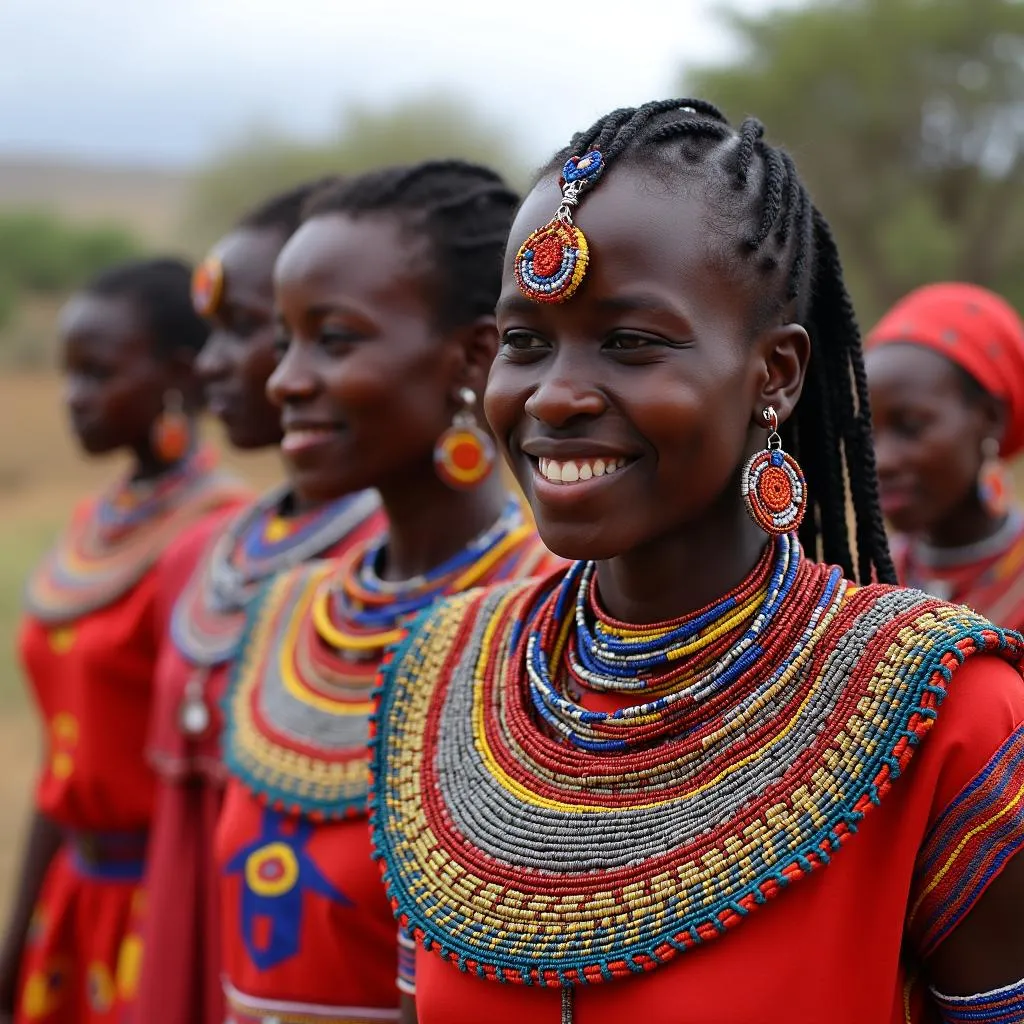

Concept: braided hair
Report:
left=86, top=257, right=208, bottom=361
left=303, top=161, right=520, bottom=330
left=543, top=99, right=894, bottom=585
left=236, top=177, right=340, bottom=238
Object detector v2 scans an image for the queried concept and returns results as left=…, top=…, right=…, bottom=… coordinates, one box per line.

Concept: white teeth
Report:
left=537, top=457, right=627, bottom=485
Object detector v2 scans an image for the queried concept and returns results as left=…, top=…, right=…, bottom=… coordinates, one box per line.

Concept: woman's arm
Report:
left=0, top=811, right=63, bottom=1020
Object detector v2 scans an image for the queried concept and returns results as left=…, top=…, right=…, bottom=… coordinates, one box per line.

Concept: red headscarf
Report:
left=867, top=282, right=1024, bottom=457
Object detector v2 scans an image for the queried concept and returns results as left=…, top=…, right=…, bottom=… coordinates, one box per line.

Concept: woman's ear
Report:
left=450, top=315, right=500, bottom=399
left=754, top=323, right=811, bottom=426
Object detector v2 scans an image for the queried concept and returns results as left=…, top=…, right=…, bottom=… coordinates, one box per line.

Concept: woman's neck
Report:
left=129, top=429, right=197, bottom=483
left=376, top=462, right=509, bottom=582
left=595, top=500, right=769, bottom=624
left=921, top=495, right=1009, bottom=551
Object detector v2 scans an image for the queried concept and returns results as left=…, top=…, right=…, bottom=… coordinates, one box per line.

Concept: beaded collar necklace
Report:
left=314, top=496, right=534, bottom=656
left=222, top=495, right=550, bottom=819
left=25, top=448, right=244, bottom=624
left=171, top=484, right=381, bottom=668
left=371, top=537, right=1023, bottom=1014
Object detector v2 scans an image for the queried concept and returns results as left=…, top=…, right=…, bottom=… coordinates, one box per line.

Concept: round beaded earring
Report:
left=742, top=406, right=807, bottom=535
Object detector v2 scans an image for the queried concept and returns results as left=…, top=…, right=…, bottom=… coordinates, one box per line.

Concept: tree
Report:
left=684, top=0, right=1024, bottom=325
left=181, top=95, right=527, bottom=251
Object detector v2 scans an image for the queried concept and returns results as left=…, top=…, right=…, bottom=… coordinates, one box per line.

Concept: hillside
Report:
left=0, top=155, right=191, bottom=245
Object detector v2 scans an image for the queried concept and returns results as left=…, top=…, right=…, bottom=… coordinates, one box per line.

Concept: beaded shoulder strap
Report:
left=222, top=561, right=376, bottom=820
left=370, top=572, right=1024, bottom=989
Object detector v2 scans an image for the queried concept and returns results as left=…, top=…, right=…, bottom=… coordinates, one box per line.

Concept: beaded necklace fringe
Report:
left=369, top=536, right=1024, bottom=995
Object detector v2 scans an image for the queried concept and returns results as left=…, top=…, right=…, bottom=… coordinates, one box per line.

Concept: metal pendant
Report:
left=178, top=670, right=211, bottom=737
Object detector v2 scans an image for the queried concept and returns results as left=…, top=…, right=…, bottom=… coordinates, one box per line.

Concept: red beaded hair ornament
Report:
left=433, top=387, right=495, bottom=490
left=514, top=151, right=604, bottom=304
left=191, top=255, right=224, bottom=318
left=742, top=406, right=807, bottom=535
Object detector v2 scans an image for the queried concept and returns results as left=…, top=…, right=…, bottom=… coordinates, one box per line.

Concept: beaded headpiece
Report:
left=191, top=255, right=224, bottom=318
left=514, top=151, right=604, bottom=303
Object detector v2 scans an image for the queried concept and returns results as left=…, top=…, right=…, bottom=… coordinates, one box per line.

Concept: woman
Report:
left=130, top=181, right=383, bottom=1024
left=867, top=282, right=1024, bottom=629
left=370, top=102, right=1024, bottom=1023
left=216, top=161, right=561, bottom=1024
left=1, top=259, right=248, bottom=1024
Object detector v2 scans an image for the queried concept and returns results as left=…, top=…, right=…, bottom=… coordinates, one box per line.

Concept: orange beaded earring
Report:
left=434, top=387, right=495, bottom=490
left=978, top=436, right=1010, bottom=516
left=152, top=389, right=191, bottom=463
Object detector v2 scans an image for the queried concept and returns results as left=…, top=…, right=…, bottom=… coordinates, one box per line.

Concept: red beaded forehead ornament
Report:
left=742, top=406, right=807, bottom=535
left=191, top=255, right=224, bottom=318
left=514, top=150, right=604, bottom=304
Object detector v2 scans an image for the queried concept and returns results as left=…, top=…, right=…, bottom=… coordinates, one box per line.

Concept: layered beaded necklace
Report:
left=171, top=484, right=381, bottom=667
left=171, top=485, right=381, bottom=738
left=370, top=530, right=1020, bottom=1012
left=526, top=533, right=832, bottom=752
left=25, top=447, right=245, bottom=624
left=223, top=495, right=555, bottom=819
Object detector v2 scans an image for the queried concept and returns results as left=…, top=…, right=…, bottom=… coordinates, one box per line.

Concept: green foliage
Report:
left=181, top=94, right=527, bottom=250
left=685, top=0, right=1024, bottom=326
left=0, top=211, right=142, bottom=295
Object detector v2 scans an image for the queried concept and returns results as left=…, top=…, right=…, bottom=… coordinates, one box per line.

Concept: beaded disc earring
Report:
left=514, top=151, right=604, bottom=304
left=152, top=389, right=191, bottom=463
left=191, top=255, right=224, bottom=317
left=742, top=406, right=807, bottom=536
left=433, top=387, right=495, bottom=490
left=978, top=436, right=1010, bottom=516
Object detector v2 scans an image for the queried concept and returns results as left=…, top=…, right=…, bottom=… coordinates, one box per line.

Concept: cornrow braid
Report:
left=542, top=100, right=895, bottom=585
left=237, top=176, right=341, bottom=238
left=303, top=160, right=519, bottom=329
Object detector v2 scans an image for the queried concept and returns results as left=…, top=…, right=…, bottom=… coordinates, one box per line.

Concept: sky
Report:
left=0, top=0, right=782, bottom=169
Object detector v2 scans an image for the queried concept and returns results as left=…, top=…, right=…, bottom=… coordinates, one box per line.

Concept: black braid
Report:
left=540, top=99, right=895, bottom=585
left=303, top=160, right=519, bottom=329
left=236, top=177, right=340, bottom=238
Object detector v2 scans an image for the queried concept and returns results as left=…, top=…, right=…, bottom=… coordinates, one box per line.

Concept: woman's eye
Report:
left=272, top=334, right=290, bottom=358
left=320, top=328, right=361, bottom=348
left=500, top=331, right=548, bottom=352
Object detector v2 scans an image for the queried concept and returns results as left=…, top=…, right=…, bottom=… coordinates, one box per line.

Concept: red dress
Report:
left=15, top=452, right=247, bottom=1024
left=217, top=499, right=560, bottom=1023
left=132, top=488, right=384, bottom=1024
left=369, top=554, right=1024, bottom=1024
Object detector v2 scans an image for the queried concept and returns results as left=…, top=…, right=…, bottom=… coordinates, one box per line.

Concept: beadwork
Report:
left=369, top=544, right=1024, bottom=988
left=931, top=976, right=1024, bottom=1023
left=742, top=413, right=806, bottom=535
left=170, top=485, right=381, bottom=667
left=515, top=152, right=603, bottom=304
left=25, top=449, right=246, bottom=624
left=223, top=497, right=556, bottom=819
left=191, top=255, right=224, bottom=317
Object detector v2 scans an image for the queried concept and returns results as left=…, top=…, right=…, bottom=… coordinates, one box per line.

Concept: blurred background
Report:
left=1, top=0, right=1022, bottom=909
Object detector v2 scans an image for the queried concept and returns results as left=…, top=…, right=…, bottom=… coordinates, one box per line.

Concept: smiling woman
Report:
left=370, top=100, right=1024, bottom=1024
left=866, top=283, right=1024, bottom=630
left=214, top=161, right=560, bottom=1024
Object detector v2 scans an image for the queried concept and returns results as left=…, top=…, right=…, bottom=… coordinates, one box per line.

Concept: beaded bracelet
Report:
left=932, top=975, right=1024, bottom=1022
left=397, top=927, right=416, bottom=997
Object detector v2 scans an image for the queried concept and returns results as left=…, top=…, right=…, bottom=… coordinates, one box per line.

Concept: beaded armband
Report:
left=932, top=976, right=1024, bottom=1022
left=397, top=927, right=416, bottom=997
